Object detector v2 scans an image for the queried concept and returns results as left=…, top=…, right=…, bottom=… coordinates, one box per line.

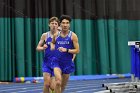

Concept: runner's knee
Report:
left=55, top=78, right=61, bottom=86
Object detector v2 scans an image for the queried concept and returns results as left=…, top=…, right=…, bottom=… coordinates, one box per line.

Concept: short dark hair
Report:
left=59, top=15, right=72, bottom=23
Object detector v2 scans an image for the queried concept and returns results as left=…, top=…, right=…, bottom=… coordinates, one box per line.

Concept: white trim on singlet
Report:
left=57, top=30, right=72, bottom=38
left=45, top=31, right=51, bottom=41
left=68, top=31, right=72, bottom=37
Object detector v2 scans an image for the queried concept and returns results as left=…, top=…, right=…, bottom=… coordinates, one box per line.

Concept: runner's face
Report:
left=61, top=19, right=70, bottom=32
left=49, top=20, right=59, bottom=32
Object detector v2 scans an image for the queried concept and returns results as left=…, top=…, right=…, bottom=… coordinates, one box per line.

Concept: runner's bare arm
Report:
left=68, top=33, right=80, bottom=54
left=36, top=33, right=47, bottom=51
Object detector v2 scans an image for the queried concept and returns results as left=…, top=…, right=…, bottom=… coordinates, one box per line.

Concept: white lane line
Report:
left=3, top=83, right=102, bottom=92
left=0, top=84, right=43, bottom=89
left=75, top=88, right=105, bottom=92
left=0, top=86, right=42, bottom=91
left=67, top=83, right=102, bottom=88
left=67, top=81, right=129, bottom=85
left=65, top=85, right=103, bottom=90
left=10, top=87, right=104, bottom=93
left=0, top=83, right=99, bottom=90
left=2, top=80, right=127, bottom=92
left=66, top=88, right=105, bottom=93
left=10, top=88, right=42, bottom=93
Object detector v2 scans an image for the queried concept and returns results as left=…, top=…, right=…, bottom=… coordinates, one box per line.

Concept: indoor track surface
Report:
left=0, top=78, right=130, bottom=93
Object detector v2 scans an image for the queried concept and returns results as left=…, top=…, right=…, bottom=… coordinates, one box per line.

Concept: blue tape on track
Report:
left=13, top=73, right=131, bottom=83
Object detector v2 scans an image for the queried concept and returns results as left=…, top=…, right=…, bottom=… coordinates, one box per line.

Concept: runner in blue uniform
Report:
left=36, top=17, right=59, bottom=93
left=51, top=15, right=80, bottom=93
